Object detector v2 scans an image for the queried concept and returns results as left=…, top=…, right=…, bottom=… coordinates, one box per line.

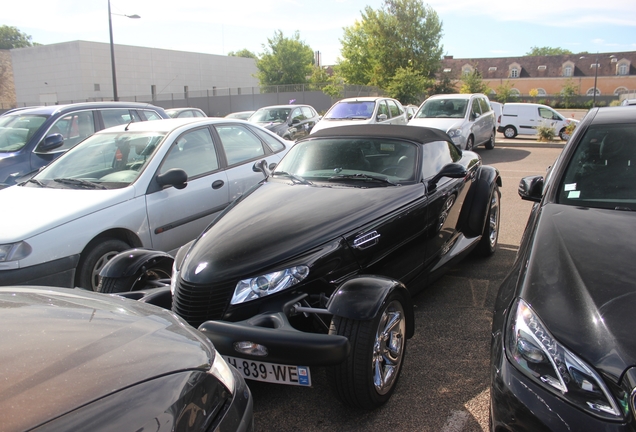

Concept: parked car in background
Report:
left=491, top=106, right=636, bottom=430
left=165, top=107, right=207, bottom=118
left=310, top=97, right=408, bottom=134
left=490, top=101, right=503, bottom=130
left=0, top=118, right=292, bottom=291
left=405, top=104, right=419, bottom=120
left=225, top=111, right=255, bottom=120
left=499, top=102, right=578, bottom=141
left=0, top=286, right=253, bottom=432
left=99, top=124, right=501, bottom=411
left=0, top=102, right=169, bottom=188
left=248, top=104, right=320, bottom=140
left=409, top=93, right=496, bottom=151
left=620, top=98, right=636, bottom=106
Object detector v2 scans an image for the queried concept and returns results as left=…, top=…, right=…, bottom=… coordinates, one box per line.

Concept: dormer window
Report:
left=538, top=65, right=547, bottom=70
left=443, top=68, right=452, bottom=73
left=618, top=63, right=628, bottom=75
left=488, top=67, right=497, bottom=72
left=510, top=68, right=519, bottom=78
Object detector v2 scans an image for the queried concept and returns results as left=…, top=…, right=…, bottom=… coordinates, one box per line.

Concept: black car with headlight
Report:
left=0, top=286, right=252, bottom=432
left=99, top=124, right=501, bottom=410
left=490, top=105, right=636, bottom=431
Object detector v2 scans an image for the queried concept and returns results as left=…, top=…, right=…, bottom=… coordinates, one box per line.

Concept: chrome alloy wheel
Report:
left=487, top=189, right=500, bottom=248
left=372, top=299, right=406, bottom=395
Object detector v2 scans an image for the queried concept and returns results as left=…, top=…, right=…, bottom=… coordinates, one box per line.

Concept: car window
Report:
left=0, top=114, right=48, bottom=152
left=140, top=110, right=163, bottom=121
left=539, top=107, right=561, bottom=121
left=421, top=141, right=454, bottom=180
left=101, top=109, right=135, bottom=128
left=193, top=110, right=206, bottom=118
left=215, top=124, right=266, bottom=165
left=377, top=101, right=389, bottom=118
left=448, top=141, right=462, bottom=162
left=387, top=100, right=400, bottom=118
left=557, top=124, right=636, bottom=209
left=276, top=138, right=417, bottom=182
left=35, top=131, right=165, bottom=188
left=301, top=107, right=315, bottom=119
left=249, top=126, right=285, bottom=152
left=478, top=98, right=491, bottom=114
left=471, top=100, right=482, bottom=117
left=250, top=108, right=291, bottom=124
left=325, top=101, right=375, bottom=120
left=291, top=108, right=304, bottom=122
left=415, top=99, right=467, bottom=119
left=160, top=128, right=219, bottom=179
left=37, top=111, right=96, bottom=152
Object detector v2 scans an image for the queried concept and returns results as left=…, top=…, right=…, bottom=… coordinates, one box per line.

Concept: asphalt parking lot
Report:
left=249, top=141, right=565, bottom=432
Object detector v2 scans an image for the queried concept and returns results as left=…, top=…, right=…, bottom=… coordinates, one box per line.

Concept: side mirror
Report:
left=428, top=163, right=467, bottom=189
left=252, top=159, right=271, bottom=178
left=518, top=175, right=544, bottom=202
left=38, top=133, right=64, bottom=152
left=157, top=168, right=188, bottom=190
left=377, top=113, right=388, bottom=122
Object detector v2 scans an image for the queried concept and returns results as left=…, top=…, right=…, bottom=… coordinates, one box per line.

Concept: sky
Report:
left=3, top=0, right=636, bottom=66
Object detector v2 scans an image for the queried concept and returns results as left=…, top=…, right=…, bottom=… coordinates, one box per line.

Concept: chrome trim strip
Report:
left=353, top=231, right=380, bottom=249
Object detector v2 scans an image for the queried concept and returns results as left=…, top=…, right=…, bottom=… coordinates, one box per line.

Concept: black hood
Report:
left=520, top=203, right=636, bottom=382
left=181, top=180, right=424, bottom=283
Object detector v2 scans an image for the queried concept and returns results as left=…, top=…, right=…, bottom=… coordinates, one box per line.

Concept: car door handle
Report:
left=212, top=180, right=224, bottom=189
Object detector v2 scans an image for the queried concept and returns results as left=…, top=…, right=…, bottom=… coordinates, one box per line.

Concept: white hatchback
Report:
left=310, top=97, right=408, bottom=134
left=0, top=118, right=292, bottom=290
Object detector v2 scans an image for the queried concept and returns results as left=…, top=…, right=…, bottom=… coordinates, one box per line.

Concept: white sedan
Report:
left=0, top=118, right=292, bottom=290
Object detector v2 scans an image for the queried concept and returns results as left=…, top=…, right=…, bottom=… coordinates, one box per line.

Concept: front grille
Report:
left=172, top=278, right=235, bottom=328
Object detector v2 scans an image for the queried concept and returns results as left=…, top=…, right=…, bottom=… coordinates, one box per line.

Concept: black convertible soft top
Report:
left=308, top=124, right=453, bottom=145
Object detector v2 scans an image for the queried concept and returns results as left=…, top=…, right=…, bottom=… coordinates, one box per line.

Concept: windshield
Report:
left=275, top=138, right=417, bottom=184
left=0, top=114, right=49, bottom=152
left=249, top=108, right=291, bottom=123
left=414, top=99, right=467, bottom=119
left=557, top=123, right=636, bottom=210
left=324, top=101, right=376, bottom=120
left=31, top=131, right=165, bottom=189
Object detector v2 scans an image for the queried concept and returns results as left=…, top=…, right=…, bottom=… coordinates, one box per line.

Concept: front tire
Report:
left=503, top=126, right=517, bottom=139
left=327, top=292, right=407, bottom=409
left=465, top=135, right=474, bottom=151
left=485, top=129, right=495, bottom=150
left=98, top=263, right=172, bottom=293
left=76, top=238, right=130, bottom=290
left=474, top=185, right=500, bottom=257
left=559, top=127, right=568, bottom=141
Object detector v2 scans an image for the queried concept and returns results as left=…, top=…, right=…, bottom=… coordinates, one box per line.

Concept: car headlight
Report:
left=506, top=298, right=626, bottom=419
left=231, top=265, right=309, bottom=305
left=209, top=351, right=235, bottom=394
left=446, top=128, right=462, bottom=138
left=0, top=241, right=31, bottom=262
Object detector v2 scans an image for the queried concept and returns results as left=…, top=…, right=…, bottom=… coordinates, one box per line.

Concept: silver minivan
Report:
left=408, top=93, right=496, bottom=150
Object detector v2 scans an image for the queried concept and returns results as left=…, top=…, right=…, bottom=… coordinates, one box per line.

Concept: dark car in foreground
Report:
left=248, top=104, right=320, bottom=140
left=0, top=286, right=252, bottom=432
left=0, top=102, right=169, bottom=188
left=490, top=105, right=636, bottom=431
left=99, top=125, right=501, bottom=410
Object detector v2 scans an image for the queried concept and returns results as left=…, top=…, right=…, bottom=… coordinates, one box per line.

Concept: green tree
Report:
left=386, top=67, right=432, bottom=105
left=560, top=78, right=578, bottom=108
left=256, top=30, right=314, bottom=86
left=338, top=0, right=443, bottom=89
left=459, top=69, right=489, bottom=94
left=227, top=49, right=257, bottom=59
left=428, top=70, right=457, bottom=95
left=495, top=81, right=517, bottom=103
left=525, top=46, right=573, bottom=56
left=0, top=25, right=35, bottom=49
left=308, top=65, right=343, bottom=98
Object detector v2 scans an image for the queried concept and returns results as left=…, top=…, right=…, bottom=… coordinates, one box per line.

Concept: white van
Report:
left=499, top=103, right=577, bottom=141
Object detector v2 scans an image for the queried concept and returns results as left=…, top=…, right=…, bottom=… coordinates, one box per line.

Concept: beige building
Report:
left=441, top=51, right=636, bottom=102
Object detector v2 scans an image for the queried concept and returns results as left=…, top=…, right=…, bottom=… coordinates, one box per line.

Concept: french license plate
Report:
left=224, top=356, right=311, bottom=386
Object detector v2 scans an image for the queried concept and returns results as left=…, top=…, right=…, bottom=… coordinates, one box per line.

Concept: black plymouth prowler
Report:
left=99, top=124, right=501, bottom=409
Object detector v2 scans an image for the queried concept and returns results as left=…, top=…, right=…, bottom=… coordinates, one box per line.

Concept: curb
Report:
left=494, top=140, right=566, bottom=149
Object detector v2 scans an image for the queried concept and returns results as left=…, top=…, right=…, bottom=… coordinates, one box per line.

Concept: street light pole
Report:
left=108, top=0, right=140, bottom=102
left=592, top=53, right=599, bottom=108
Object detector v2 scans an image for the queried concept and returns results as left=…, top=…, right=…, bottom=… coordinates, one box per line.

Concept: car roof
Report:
left=166, top=107, right=204, bottom=112
left=5, top=102, right=165, bottom=116
left=590, top=105, right=636, bottom=124
left=307, top=124, right=452, bottom=145
left=338, top=97, right=389, bottom=102
left=95, top=117, right=241, bottom=133
left=426, top=93, right=478, bottom=100
left=255, top=105, right=309, bottom=109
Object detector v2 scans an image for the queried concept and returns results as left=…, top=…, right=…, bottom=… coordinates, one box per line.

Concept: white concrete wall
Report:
left=10, top=41, right=259, bottom=105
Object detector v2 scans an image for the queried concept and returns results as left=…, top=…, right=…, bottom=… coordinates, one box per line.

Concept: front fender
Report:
left=459, top=165, right=501, bottom=237
left=99, top=248, right=174, bottom=278
left=327, top=276, right=415, bottom=338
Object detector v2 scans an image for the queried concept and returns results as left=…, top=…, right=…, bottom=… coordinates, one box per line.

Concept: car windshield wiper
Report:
left=328, top=173, right=396, bottom=185
left=272, top=171, right=313, bottom=185
left=53, top=178, right=107, bottom=189
left=22, top=178, right=46, bottom=187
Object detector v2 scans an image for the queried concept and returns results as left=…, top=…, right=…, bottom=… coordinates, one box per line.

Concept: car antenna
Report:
left=125, top=121, right=133, bottom=131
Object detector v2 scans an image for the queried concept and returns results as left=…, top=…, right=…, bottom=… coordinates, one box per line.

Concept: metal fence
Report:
left=5, top=84, right=383, bottom=116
